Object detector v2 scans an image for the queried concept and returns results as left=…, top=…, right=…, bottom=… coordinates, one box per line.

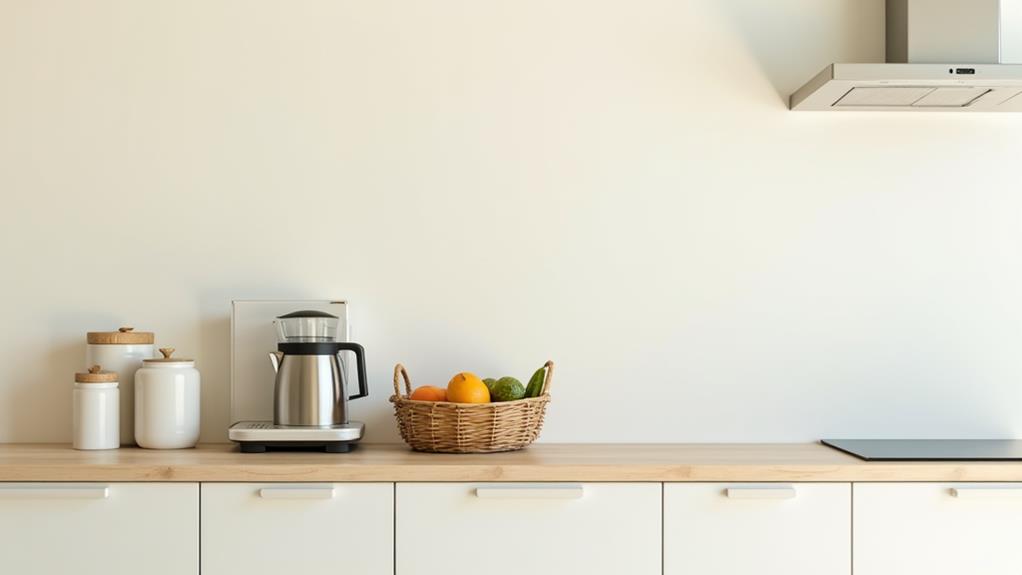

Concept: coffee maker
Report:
left=229, top=304, right=368, bottom=453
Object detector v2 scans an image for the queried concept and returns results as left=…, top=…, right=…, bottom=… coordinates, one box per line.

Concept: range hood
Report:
left=791, top=0, right=1022, bottom=111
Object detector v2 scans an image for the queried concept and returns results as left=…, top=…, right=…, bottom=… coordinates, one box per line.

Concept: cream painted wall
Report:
left=3, top=0, right=1022, bottom=444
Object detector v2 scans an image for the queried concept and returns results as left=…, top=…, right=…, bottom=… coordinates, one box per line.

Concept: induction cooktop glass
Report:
left=821, top=439, right=1022, bottom=461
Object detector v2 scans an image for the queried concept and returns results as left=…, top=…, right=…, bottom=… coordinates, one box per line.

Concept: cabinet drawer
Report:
left=855, top=483, right=1022, bottom=575
left=396, top=483, right=660, bottom=575
left=201, top=483, right=393, bottom=575
left=0, top=482, right=197, bottom=575
left=665, top=483, right=850, bottom=575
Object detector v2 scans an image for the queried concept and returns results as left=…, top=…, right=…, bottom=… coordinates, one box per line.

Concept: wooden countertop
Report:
left=2, top=443, right=1022, bottom=482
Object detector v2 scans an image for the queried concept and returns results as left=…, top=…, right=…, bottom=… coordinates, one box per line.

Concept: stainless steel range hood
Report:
left=790, top=0, right=1022, bottom=111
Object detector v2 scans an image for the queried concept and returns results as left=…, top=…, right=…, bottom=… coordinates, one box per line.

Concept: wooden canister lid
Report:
left=143, top=347, right=194, bottom=364
left=87, top=326, right=155, bottom=345
left=75, top=365, right=119, bottom=383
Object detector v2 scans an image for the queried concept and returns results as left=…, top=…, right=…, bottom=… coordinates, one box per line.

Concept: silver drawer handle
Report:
left=475, top=484, right=585, bottom=500
left=951, top=487, right=1022, bottom=499
left=0, top=485, right=109, bottom=499
left=725, top=486, right=797, bottom=500
left=259, top=486, right=336, bottom=500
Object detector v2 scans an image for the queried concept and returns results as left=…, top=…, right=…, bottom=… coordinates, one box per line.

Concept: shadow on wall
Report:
left=1, top=310, right=124, bottom=442
left=712, top=0, right=885, bottom=105
left=197, top=311, right=230, bottom=443
left=8, top=337, right=83, bottom=442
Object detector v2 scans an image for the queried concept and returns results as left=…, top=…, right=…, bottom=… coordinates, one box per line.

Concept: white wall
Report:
left=3, top=0, right=1022, bottom=444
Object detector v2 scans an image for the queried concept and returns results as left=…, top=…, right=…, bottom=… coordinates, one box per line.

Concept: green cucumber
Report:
left=524, top=366, right=546, bottom=398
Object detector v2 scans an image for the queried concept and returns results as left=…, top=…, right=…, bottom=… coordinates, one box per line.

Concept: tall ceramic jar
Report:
left=135, top=347, right=200, bottom=449
left=86, top=326, right=155, bottom=445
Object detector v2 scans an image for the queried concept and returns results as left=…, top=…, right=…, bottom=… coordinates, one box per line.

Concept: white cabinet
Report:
left=664, top=483, right=850, bottom=575
left=855, top=483, right=1022, bottom=575
left=396, top=483, right=661, bottom=575
left=0, top=482, right=197, bottom=575
left=201, top=483, right=393, bottom=575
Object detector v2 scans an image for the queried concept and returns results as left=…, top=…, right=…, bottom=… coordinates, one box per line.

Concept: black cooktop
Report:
left=822, top=439, right=1022, bottom=461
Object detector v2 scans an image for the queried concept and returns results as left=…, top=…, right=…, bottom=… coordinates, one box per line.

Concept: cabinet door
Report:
left=201, top=483, right=393, bottom=575
left=664, top=483, right=850, bottom=575
left=855, top=483, right=1022, bottom=575
left=396, top=483, right=660, bottom=575
left=0, top=483, right=197, bottom=575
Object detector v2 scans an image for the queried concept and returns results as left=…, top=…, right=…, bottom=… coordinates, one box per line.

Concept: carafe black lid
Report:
left=278, top=341, right=348, bottom=354
left=276, top=310, right=338, bottom=319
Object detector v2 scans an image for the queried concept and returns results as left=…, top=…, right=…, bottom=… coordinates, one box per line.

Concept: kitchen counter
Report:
left=2, top=443, right=1022, bottom=482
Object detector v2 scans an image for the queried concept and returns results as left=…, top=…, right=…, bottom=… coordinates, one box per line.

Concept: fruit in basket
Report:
left=409, top=385, right=447, bottom=402
left=524, top=365, right=546, bottom=398
left=482, top=378, right=497, bottom=392
left=490, top=377, right=525, bottom=402
left=446, top=372, right=490, bottom=403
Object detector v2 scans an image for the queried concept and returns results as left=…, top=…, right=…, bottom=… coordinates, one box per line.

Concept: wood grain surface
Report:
left=1, top=443, right=1020, bottom=482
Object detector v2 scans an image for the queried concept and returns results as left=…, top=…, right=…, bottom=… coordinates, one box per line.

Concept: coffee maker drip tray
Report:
left=229, top=421, right=364, bottom=453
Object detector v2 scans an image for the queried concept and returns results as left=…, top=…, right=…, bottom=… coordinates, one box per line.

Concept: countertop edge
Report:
left=2, top=443, right=1022, bottom=482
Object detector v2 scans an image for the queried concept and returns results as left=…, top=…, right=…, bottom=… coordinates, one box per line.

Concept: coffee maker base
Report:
left=229, top=421, right=364, bottom=453
left=238, top=441, right=355, bottom=453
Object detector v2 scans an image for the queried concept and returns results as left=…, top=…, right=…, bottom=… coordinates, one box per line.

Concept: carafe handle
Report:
left=335, top=342, right=369, bottom=400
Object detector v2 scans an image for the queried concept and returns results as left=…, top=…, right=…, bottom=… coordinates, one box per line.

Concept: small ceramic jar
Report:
left=134, top=347, right=200, bottom=449
left=73, top=365, right=120, bottom=450
left=86, top=326, right=155, bottom=445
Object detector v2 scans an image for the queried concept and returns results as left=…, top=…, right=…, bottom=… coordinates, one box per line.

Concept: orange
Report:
left=445, top=372, right=490, bottom=403
left=409, top=385, right=447, bottom=402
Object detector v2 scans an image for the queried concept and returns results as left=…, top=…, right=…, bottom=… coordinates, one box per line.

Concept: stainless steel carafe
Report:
left=268, top=311, right=368, bottom=427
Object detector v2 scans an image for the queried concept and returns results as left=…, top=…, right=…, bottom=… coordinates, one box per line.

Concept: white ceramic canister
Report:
left=73, top=366, right=120, bottom=450
left=135, top=347, right=200, bottom=449
left=86, top=326, right=155, bottom=445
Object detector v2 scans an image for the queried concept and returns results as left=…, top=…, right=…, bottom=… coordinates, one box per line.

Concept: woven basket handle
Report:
left=541, top=360, right=554, bottom=394
left=393, top=364, right=412, bottom=397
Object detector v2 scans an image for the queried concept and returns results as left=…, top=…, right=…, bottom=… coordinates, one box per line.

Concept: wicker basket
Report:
left=390, top=361, right=553, bottom=453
